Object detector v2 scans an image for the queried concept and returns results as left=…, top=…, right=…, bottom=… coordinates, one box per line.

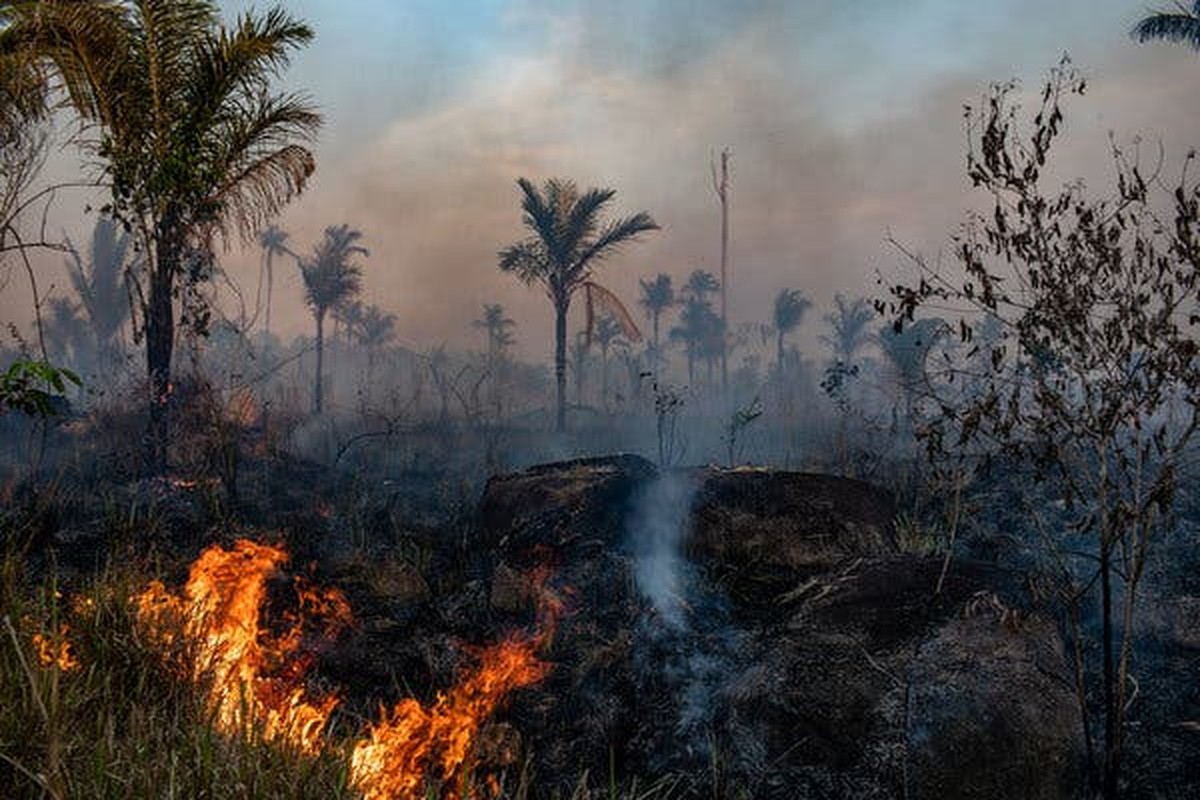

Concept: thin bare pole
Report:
left=711, top=148, right=731, bottom=395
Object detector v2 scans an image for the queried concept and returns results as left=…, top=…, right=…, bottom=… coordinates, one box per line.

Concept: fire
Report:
left=349, top=635, right=550, bottom=800
left=32, top=624, right=78, bottom=671
left=134, top=539, right=351, bottom=755
left=349, top=571, right=563, bottom=800
left=167, top=477, right=219, bottom=490
left=133, top=538, right=561, bottom=798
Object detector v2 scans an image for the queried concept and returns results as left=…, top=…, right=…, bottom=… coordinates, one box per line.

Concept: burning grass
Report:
left=0, top=547, right=352, bottom=800
left=0, top=539, right=617, bottom=799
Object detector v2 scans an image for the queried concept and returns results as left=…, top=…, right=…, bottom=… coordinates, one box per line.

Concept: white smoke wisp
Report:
left=628, top=470, right=700, bottom=631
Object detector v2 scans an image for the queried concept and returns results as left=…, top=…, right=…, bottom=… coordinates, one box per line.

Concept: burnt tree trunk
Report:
left=554, top=295, right=568, bottom=433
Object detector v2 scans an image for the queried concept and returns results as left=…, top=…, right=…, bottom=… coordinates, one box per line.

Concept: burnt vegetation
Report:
left=1, top=3, right=1199, bottom=800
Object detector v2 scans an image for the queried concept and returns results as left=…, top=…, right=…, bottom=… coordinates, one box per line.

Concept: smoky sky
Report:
left=4, top=1, right=1200, bottom=360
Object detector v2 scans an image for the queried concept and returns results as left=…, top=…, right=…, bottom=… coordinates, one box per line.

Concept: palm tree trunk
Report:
left=554, top=297, right=568, bottom=432
left=146, top=221, right=180, bottom=473
left=652, top=312, right=661, bottom=350
left=777, top=330, right=785, bottom=375
left=314, top=310, right=325, bottom=414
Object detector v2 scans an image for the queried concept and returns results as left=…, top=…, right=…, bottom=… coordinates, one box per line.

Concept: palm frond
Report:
left=1132, top=7, right=1200, bottom=49
left=563, top=186, right=615, bottom=252
left=184, top=6, right=313, bottom=140
left=575, top=211, right=659, bottom=275
left=498, top=238, right=548, bottom=286
left=516, top=177, right=567, bottom=267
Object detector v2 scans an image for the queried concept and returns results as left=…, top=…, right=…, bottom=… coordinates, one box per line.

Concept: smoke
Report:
left=628, top=469, right=699, bottom=630
left=627, top=469, right=751, bottom=768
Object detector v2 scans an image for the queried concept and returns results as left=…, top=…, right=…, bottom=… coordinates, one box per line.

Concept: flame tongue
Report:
left=134, top=539, right=561, bottom=799
left=134, top=539, right=348, bottom=755
left=350, top=635, right=552, bottom=800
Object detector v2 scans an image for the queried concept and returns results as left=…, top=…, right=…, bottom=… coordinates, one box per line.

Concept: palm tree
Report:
left=11, top=1, right=320, bottom=468
left=473, top=303, right=516, bottom=360
left=876, top=318, right=946, bottom=428
left=257, top=224, right=291, bottom=339
left=333, top=298, right=365, bottom=347
left=821, top=294, right=874, bottom=365
left=698, top=312, right=726, bottom=384
left=43, top=296, right=88, bottom=368
left=474, top=303, right=515, bottom=415
left=670, top=295, right=721, bottom=386
left=638, top=273, right=675, bottom=351
left=772, top=288, right=812, bottom=373
left=592, top=314, right=623, bottom=410
left=300, top=225, right=367, bottom=413
left=681, top=269, right=720, bottom=305
left=498, top=177, right=658, bottom=432
left=355, top=304, right=396, bottom=391
left=1133, top=2, right=1200, bottom=49
left=64, top=215, right=134, bottom=369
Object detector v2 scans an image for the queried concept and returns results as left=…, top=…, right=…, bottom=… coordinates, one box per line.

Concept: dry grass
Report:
left=0, top=538, right=686, bottom=800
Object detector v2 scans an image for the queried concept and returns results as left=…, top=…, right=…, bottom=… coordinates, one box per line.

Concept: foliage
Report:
left=498, top=177, right=658, bottom=432
left=6, top=0, right=321, bottom=465
left=256, top=223, right=292, bottom=335
left=474, top=303, right=516, bottom=354
left=63, top=216, right=135, bottom=359
left=669, top=290, right=722, bottom=386
left=880, top=59, right=1200, bottom=797
left=0, top=358, right=80, bottom=417
left=355, top=305, right=397, bottom=351
left=301, top=224, right=367, bottom=413
left=1131, top=1, right=1200, bottom=49
left=638, top=273, right=675, bottom=349
left=652, top=380, right=685, bottom=467
left=821, top=294, right=874, bottom=363
left=723, top=395, right=763, bottom=467
left=771, top=288, right=811, bottom=371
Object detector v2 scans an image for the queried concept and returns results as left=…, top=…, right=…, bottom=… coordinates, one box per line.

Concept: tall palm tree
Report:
left=43, top=296, right=88, bottom=368
left=300, top=224, right=367, bottom=413
left=821, top=294, right=875, bottom=365
left=10, top=0, right=321, bottom=468
left=355, top=303, right=395, bottom=395
left=681, top=269, right=720, bottom=305
left=670, top=295, right=721, bottom=386
left=876, top=318, right=946, bottom=427
left=1132, top=2, right=1200, bottom=49
left=473, top=303, right=515, bottom=416
left=592, top=314, right=623, bottom=410
left=772, top=288, right=812, bottom=373
left=499, top=177, right=658, bottom=432
left=333, top=298, right=365, bottom=347
left=257, top=224, right=291, bottom=339
left=64, top=215, right=134, bottom=368
left=638, top=273, right=675, bottom=350
left=474, top=303, right=516, bottom=357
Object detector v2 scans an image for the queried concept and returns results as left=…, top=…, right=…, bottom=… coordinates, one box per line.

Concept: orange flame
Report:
left=349, top=574, right=562, bottom=800
left=133, top=539, right=350, bottom=755
left=32, top=624, right=78, bottom=671
left=133, top=539, right=561, bottom=798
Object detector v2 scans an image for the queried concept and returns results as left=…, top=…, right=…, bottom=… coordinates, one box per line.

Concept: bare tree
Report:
left=881, top=60, right=1200, bottom=798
